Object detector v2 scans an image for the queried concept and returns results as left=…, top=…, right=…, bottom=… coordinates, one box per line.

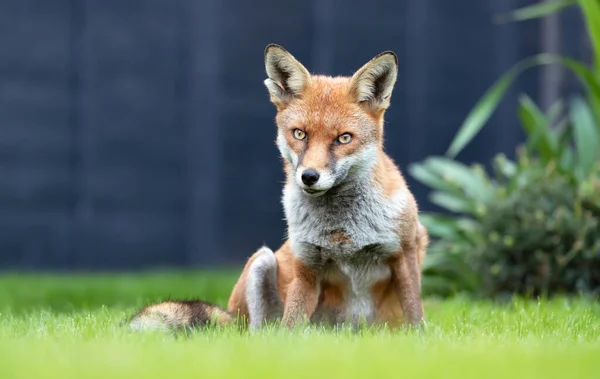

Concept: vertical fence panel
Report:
left=184, top=0, right=223, bottom=266
left=74, top=0, right=187, bottom=269
left=0, top=0, right=562, bottom=270
left=0, top=1, right=72, bottom=269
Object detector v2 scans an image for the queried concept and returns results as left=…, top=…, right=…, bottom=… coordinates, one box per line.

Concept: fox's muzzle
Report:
left=295, top=164, right=337, bottom=196
left=300, top=169, right=320, bottom=186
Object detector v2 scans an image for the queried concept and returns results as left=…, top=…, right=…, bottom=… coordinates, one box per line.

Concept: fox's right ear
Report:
left=264, top=44, right=311, bottom=107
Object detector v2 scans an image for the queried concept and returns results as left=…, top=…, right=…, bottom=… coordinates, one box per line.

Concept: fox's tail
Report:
left=128, top=300, right=234, bottom=332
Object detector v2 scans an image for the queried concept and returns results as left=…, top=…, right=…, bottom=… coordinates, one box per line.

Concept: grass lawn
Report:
left=1, top=270, right=599, bottom=379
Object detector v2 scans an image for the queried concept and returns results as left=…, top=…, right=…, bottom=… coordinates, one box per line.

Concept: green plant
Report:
left=475, top=156, right=600, bottom=297
left=416, top=0, right=600, bottom=298
left=415, top=151, right=600, bottom=298
left=447, top=0, right=600, bottom=166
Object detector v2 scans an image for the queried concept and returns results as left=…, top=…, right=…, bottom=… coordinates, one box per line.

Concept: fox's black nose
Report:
left=301, top=169, right=320, bottom=186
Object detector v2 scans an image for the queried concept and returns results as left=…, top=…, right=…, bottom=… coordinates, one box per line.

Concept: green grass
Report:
left=1, top=271, right=600, bottom=379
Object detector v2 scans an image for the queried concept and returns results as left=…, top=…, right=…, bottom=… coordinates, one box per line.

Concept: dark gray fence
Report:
left=0, top=0, right=586, bottom=270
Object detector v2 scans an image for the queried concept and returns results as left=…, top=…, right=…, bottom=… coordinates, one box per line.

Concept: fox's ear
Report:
left=264, top=44, right=311, bottom=106
left=349, top=51, right=398, bottom=112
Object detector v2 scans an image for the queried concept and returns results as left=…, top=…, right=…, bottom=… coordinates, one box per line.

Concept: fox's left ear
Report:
left=349, top=51, right=398, bottom=112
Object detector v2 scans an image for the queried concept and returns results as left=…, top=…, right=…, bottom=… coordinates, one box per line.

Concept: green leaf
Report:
left=421, top=244, right=480, bottom=294
left=570, top=96, right=600, bottom=178
left=546, top=99, right=565, bottom=125
left=555, top=121, right=576, bottom=176
left=577, top=0, right=600, bottom=77
left=455, top=217, right=482, bottom=236
left=419, top=213, right=461, bottom=239
left=492, top=154, right=517, bottom=180
left=590, top=95, right=600, bottom=129
left=430, top=192, right=475, bottom=214
left=557, top=55, right=600, bottom=128
left=423, top=157, right=494, bottom=202
left=446, top=53, right=600, bottom=158
left=494, top=0, right=576, bottom=23
left=517, top=94, right=558, bottom=162
left=446, top=68, right=518, bottom=158
left=557, top=56, right=600, bottom=104
left=420, top=213, right=482, bottom=246
left=407, top=162, right=457, bottom=193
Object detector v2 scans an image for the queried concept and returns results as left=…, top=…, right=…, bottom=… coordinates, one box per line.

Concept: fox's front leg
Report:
left=281, top=259, right=319, bottom=329
left=392, top=242, right=425, bottom=328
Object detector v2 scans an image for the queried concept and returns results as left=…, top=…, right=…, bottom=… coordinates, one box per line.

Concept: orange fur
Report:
left=131, top=44, right=428, bottom=332
left=226, top=45, right=428, bottom=330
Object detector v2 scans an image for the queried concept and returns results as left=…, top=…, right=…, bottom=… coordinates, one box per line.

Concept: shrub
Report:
left=475, top=157, right=600, bottom=297
left=416, top=151, right=600, bottom=298
left=417, top=0, right=600, bottom=298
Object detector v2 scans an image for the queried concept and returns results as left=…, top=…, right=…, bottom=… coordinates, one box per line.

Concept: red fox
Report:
left=129, top=44, right=428, bottom=332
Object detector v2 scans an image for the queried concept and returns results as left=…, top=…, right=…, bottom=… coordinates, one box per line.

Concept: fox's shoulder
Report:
left=371, top=150, right=409, bottom=197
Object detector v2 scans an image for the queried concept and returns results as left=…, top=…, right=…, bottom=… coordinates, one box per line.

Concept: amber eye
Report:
left=337, top=133, right=353, bottom=144
left=293, top=129, right=306, bottom=140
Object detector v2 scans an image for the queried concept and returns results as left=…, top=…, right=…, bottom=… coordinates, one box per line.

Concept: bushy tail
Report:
left=128, top=300, right=234, bottom=332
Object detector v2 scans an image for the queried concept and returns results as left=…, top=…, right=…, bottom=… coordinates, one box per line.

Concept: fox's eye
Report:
left=337, top=133, right=353, bottom=144
left=293, top=129, right=306, bottom=140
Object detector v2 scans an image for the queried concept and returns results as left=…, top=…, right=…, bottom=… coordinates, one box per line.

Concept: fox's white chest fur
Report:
left=283, top=179, right=408, bottom=325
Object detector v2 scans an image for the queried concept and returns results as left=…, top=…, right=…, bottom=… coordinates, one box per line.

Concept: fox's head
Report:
left=264, top=44, right=398, bottom=197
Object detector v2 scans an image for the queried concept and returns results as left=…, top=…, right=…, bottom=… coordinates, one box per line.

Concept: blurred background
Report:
left=0, top=0, right=591, bottom=274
